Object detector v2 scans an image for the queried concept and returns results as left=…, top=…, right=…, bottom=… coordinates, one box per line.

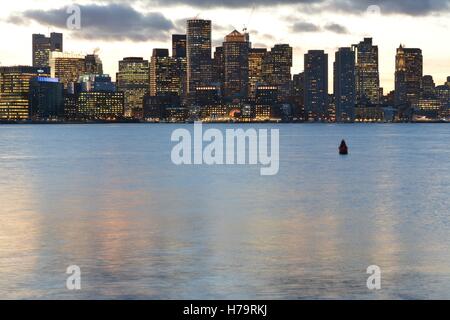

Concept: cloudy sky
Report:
left=1, top=0, right=449, bottom=91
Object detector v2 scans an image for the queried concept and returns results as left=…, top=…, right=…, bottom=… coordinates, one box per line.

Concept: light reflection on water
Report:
left=0, top=124, right=449, bottom=299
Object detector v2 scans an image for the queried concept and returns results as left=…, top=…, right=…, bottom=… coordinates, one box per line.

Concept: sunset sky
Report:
left=1, top=0, right=449, bottom=92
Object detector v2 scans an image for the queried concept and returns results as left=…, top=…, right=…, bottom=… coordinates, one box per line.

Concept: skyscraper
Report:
left=223, top=30, right=250, bottom=101
left=29, top=77, right=64, bottom=120
left=262, top=44, right=293, bottom=101
left=85, top=53, right=104, bottom=75
left=187, top=19, right=212, bottom=94
left=32, top=33, right=63, bottom=68
left=172, top=35, right=187, bottom=58
left=395, top=45, right=423, bottom=108
left=334, top=47, right=356, bottom=122
left=353, top=38, right=380, bottom=105
left=213, top=46, right=225, bottom=87
left=49, top=52, right=86, bottom=88
left=150, top=49, right=182, bottom=97
left=116, top=57, right=150, bottom=118
left=0, top=66, right=50, bottom=120
left=304, top=50, right=329, bottom=120
left=248, top=48, right=267, bottom=99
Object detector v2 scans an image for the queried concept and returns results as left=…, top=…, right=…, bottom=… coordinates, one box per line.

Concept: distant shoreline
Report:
left=0, top=120, right=448, bottom=125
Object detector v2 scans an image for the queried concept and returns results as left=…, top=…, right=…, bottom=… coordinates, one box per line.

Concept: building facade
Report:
left=116, top=57, right=150, bottom=118
left=304, top=50, right=329, bottom=121
left=187, top=19, right=212, bottom=94
left=223, top=30, right=250, bottom=101
left=353, top=38, right=380, bottom=105
left=32, top=33, right=63, bottom=68
left=334, top=47, right=356, bottom=122
left=0, top=66, right=50, bottom=120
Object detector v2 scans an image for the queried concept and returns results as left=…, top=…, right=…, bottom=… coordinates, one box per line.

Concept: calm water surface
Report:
left=0, top=124, right=449, bottom=299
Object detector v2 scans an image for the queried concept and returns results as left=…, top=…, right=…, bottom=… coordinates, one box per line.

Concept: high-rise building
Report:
left=353, top=38, right=380, bottom=105
left=77, top=91, right=124, bottom=120
left=49, top=52, right=86, bottom=88
left=262, top=44, right=293, bottom=101
left=304, top=50, right=329, bottom=120
left=171, top=35, right=188, bottom=99
left=223, top=30, right=250, bottom=101
left=29, top=77, right=64, bottom=120
left=421, top=75, right=436, bottom=98
left=395, top=45, right=423, bottom=108
left=248, top=48, right=267, bottom=99
left=255, top=85, right=279, bottom=120
left=187, top=19, right=212, bottom=94
left=150, top=49, right=182, bottom=97
left=0, top=66, right=50, bottom=120
left=32, top=33, right=63, bottom=68
left=334, top=47, right=356, bottom=122
left=116, top=57, right=150, bottom=118
left=172, top=35, right=187, bottom=58
left=213, top=46, right=225, bottom=87
left=85, top=53, right=104, bottom=75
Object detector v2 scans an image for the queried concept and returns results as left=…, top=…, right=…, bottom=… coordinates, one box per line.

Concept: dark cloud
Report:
left=127, top=0, right=450, bottom=15
left=324, top=23, right=348, bottom=34
left=7, top=4, right=175, bottom=42
left=291, top=21, right=321, bottom=33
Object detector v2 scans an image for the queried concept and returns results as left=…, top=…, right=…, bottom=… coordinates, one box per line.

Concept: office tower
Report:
left=193, top=85, right=224, bottom=119
left=0, top=66, right=50, bottom=120
left=435, top=85, right=450, bottom=118
left=304, top=50, right=329, bottom=120
left=353, top=38, right=380, bottom=104
left=255, top=85, right=279, bottom=120
left=334, top=47, right=356, bottom=122
left=29, top=77, right=64, bottom=119
left=395, top=45, right=423, bottom=108
left=262, top=44, right=293, bottom=100
left=172, top=35, right=187, bottom=58
left=248, top=48, right=267, bottom=98
left=172, top=35, right=188, bottom=99
left=32, top=33, right=63, bottom=68
left=85, top=53, right=104, bottom=75
left=213, top=47, right=225, bottom=86
left=421, top=75, right=436, bottom=98
left=293, top=72, right=304, bottom=96
left=77, top=91, right=125, bottom=120
left=93, top=75, right=116, bottom=92
left=150, top=49, right=182, bottom=97
left=49, top=52, right=86, bottom=88
left=187, top=19, right=212, bottom=94
left=116, top=57, right=150, bottom=118
left=223, top=30, right=250, bottom=101
left=446, top=77, right=450, bottom=87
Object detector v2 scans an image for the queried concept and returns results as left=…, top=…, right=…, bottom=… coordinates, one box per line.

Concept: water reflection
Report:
left=0, top=124, right=449, bottom=299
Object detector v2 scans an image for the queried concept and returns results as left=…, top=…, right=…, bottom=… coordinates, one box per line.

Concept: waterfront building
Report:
left=353, top=38, right=380, bottom=105
left=77, top=91, right=124, bottom=120
left=116, top=57, right=150, bottom=118
left=255, top=85, right=279, bottom=120
left=304, top=50, right=328, bottom=120
left=223, top=30, right=250, bottom=101
left=262, top=44, right=293, bottom=101
left=395, top=46, right=423, bottom=109
left=187, top=19, right=212, bottom=94
left=0, top=66, right=50, bottom=120
left=334, top=47, right=356, bottom=122
left=29, top=77, right=64, bottom=119
left=248, top=48, right=267, bottom=98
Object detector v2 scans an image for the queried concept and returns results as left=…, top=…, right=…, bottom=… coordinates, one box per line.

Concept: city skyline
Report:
left=1, top=1, right=450, bottom=92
